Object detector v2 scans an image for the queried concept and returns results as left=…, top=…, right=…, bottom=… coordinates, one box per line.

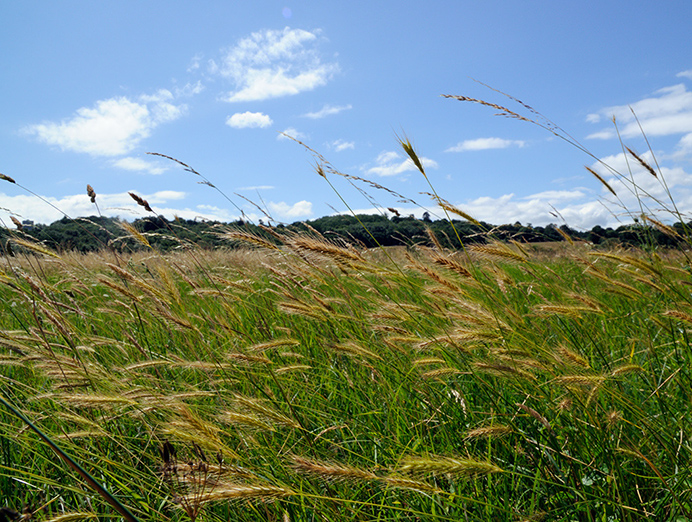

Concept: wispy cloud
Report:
left=365, top=150, right=438, bottom=177
left=213, top=27, right=339, bottom=103
left=226, top=111, right=273, bottom=129
left=329, top=139, right=354, bottom=152
left=303, top=104, right=352, bottom=119
left=445, top=137, right=525, bottom=152
left=23, top=90, right=185, bottom=156
left=237, top=185, right=275, bottom=191
left=113, top=156, right=167, bottom=175
left=277, top=127, right=307, bottom=140
left=677, top=70, right=692, bottom=80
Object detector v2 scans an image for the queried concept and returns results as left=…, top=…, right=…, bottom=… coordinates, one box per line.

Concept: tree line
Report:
left=0, top=213, right=686, bottom=254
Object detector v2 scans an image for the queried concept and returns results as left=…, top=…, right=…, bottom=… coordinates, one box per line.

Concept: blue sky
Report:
left=2, top=1, right=692, bottom=230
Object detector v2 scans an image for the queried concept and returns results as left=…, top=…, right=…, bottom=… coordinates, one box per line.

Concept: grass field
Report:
left=2, top=100, right=692, bottom=520
left=1, top=220, right=692, bottom=520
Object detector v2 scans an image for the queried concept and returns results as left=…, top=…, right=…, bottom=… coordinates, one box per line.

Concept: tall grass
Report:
left=1, top=95, right=692, bottom=520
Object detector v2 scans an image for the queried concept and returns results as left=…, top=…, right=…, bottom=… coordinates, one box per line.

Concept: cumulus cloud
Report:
left=365, top=150, right=438, bottom=177
left=445, top=137, right=526, bottom=152
left=268, top=200, right=313, bottom=219
left=303, top=104, right=352, bottom=119
left=226, top=111, right=273, bottom=129
left=213, top=27, right=339, bottom=102
left=450, top=191, right=613, bottom=230
left=23, top=90, right=185, bottom=156
left=586, top=83, right=692, bottom=141
left=677, top=70, right=692, bottom=80
left=0, top=190, right=189, bottom=225
left=113, top=157, right=167, bottom=175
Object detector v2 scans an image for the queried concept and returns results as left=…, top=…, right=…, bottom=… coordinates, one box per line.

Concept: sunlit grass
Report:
left=1, top=93, right=692, bottom=520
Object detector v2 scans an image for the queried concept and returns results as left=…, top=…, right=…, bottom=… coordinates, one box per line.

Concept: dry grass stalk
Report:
left=535, top=304, right=603, bottom=318
left=330, top=341, right=382, bottom=360
left=662, top=310, right=692, bottom=324
left=222, top=231, right=279, bottom=250
left=233, top=395, right=301, bottom=429
left=464, top=425, right=513, bottom=440
left=277, top=301, right=325, bottom=321
left=274, top=364, right=312, bottom=374
left=86, top=184, right=96, bottom=203
left=292, top=455, right=378, bottom=482
left=584, top=267, right=643, bottom=297
left=245, top=338, right=300, bottom=352
left=292, top=456, right=443, bottom=494
left=176, top=484, right=293, bottom=504
left=58, top=394, right=136, bottom=409
left=405, top=253, right=464, bottom=292
left=555, top=346, right=590, bottom=368
left=217, top=412, right=274, bottom=432
left=96, top=276, right=142, bottom=301
left=641, top=215, right=680, bottom=239
left=119, top=221, right=152, bottom=248
left=225, top=352, right=272, bottom=365
left=8, top=237, right=60, bottom=258
left=413, top=357, right=446, bottom=366
left=128, top=191, right=153, bottom=212
left=516, top=403, right=551, bottom=430
left=380, top=476, right=444, bottom=494
left=430, top=252, right=474, bottom=278
left=557, top=374, right=607, bottom=387
left=611, top=364, right=644, bottom=377
left=397, top=455, right=503, bottom=477
left=10, top=215, right=23, bottom=230
left=626, top=147, right=658, bottom=178
left=474, top=362, right=536, bottom=381
left=469, top=242, right=527, bottom=263
left=585, top=166, right=617, bottom=196
left=43, top=514, right=98, bottom=522
left=589, top=252, right=662, bottom=277
left=425, top=226, right=444, bottom=250
left=421, top=367, right=463, bottom=379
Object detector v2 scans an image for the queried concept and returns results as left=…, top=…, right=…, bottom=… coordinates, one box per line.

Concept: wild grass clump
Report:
left=1, top=92, right=692, bottom=520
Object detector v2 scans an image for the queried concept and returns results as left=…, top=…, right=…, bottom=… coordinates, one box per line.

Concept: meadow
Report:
left=1, top=99, right=692, bottom=521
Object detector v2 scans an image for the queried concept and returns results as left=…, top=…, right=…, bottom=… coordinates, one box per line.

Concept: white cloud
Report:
left=175, top=80, right=205, bottom=97
left=23, top=91, right=186, bottom=157
left=365, top=150, right=438, bottom=177
left=587, top=83, right=692, bottom=140
left=456, top=192, right=614, bottom=230
left=188, top=53, right=203, bottom=72
left=677, top=70, right=692, bottom=80
left=113, top=157, right=167, bottom=175
left=226, top=111, right=273, bottom=129
left=277, top=127, right=307, bottom=140
left=268, top=200, right=313, bottom=219
left=303, top=104, right=352, bottom=119
left=0, top=190, right=190, bottom=225
left=445, top=137, right=525, bottom=152
left=213, top=27, right=339, bottom=102
left=330, top=139, right=354, bottom=152
left=237, top=185, right=275, bottom=191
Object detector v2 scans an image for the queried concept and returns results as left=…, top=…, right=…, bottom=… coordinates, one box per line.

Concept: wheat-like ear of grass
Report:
left=396, top=455, right=503, bottom=478
left=585, top=166, right=618, bottom=196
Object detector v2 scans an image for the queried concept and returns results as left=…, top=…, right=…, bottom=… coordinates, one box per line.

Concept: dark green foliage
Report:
left=0, top=213, right=688, bottom=254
